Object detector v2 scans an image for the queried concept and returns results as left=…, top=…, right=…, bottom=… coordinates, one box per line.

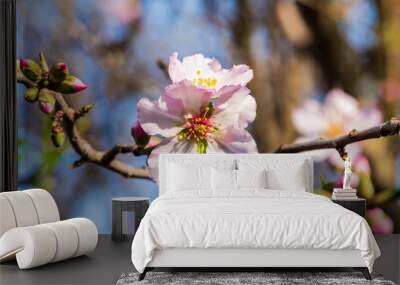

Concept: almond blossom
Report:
left=137, top=81, right=257, bottom=179
left=168, top=52, right=253, bottom=92
left=367, top=208, right=394, bottom=234
left=292, top=88, right=382, bottom=164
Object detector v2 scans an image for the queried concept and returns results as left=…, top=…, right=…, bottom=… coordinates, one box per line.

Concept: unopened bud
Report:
left=38, top=88, right=56, bottom=114
left=131, top=121, right=150, bottom=147
left=19, top=59, right=41, bottom=82
left=49, top=63, right=69, bottom=83
left=24, top=87, right=39, bottom=102
left=51, top=130, right=65, bottom=148
left=57, top=75, right=87, bottom=94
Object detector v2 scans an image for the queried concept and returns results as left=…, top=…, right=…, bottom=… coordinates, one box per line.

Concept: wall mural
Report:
left=17, top=0, right=399, bottom=234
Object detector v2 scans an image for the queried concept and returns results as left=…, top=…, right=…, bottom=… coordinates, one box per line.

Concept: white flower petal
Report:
left=214, top=85, right=256, bottom=128
left=347, top=105, right=383, bottom=131
left=137, top=97, right=184, bottom=137
left=213, top=127, right=258, bottom=153
left=168, top=53, right=221, bottom=85
left=323, top=89, right=359, bottom=122
left=216, top=64, right=253, bottom=90
left=292, top=100, right=328, bottom=136
left=148, top=137, right=197, bottom=181
left=168, top=52, right=187, bottom=83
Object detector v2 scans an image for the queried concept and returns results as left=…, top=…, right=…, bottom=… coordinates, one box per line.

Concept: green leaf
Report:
left=196, top=139, right=208, bottom=154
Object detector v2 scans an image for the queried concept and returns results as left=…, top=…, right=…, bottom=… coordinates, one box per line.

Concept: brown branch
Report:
left=17, top=75, right=399, bottom=178
left=53, top=93, right=151, bottom=180
left=16, top=74, right=151, bottom=180
left=73, top=104, right=94, bottom=121
left=101, top=144, right=137, bottom=165
left=156, top=59, right=170, bottom=80
left=275, top=118, right=400, bottom=158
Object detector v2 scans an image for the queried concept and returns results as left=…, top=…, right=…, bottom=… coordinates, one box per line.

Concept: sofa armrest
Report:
left=0, top=218, right=97, bottom=269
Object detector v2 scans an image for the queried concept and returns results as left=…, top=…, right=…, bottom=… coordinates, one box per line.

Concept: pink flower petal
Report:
left=216, top=64, right=253, bottom=90
left=147, top=137, right=196, bottom=181
left=164, top=80, right=213, bottom=116
left=214, top=85, right=256, bottom=128
left=367, top=208, right=394, bottom=234
left=213, top=126, right=258, bottom=153
left=137, top=97, right=184, bottom=137
left=353, top=154, right=371, bottom=174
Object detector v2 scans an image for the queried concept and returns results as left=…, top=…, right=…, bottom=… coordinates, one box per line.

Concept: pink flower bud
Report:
left=57, top=75, right=87, bottom=94
left=19, top=58, right=41, bottom=82
left=131, top=121, right=150, bottom=147
left=19, top=59, right=30, bottom=69
left=39, top=101, right=55, bottom=114
left=367, top=208, right=394, bottom=234
left=49, top=62, right=69, bottom=83
left=38, top=88, right=56, bottom=114
left=58, top=63, right=67, bottom=71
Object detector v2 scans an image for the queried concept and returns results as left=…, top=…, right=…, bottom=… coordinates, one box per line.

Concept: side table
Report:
left=112, top=197, right=149, bottom=242
left=332, top=198, right=366, bottom=218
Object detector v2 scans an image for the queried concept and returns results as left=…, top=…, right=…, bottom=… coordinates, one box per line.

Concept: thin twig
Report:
left=275, top=118, right=400, bottom=158
left=156, top=59, right=170, bottom=80
left=53, top=93, right=150, bottom=179
left=101, top=144, right=136, bottom=164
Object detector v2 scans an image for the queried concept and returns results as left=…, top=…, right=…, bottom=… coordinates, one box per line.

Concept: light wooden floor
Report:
left=0, top=235, right=398, bottom=285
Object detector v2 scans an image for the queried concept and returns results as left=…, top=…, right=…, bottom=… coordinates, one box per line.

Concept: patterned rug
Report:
left=116, top=271, right=396, bottom=285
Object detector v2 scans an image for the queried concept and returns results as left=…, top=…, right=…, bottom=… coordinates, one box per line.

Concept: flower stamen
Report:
left=178, top=115, right=216, bottom=142
left=192, top=70, right=218, bottom=88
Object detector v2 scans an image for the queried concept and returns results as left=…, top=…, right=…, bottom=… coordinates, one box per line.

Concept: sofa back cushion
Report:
left=0, top=189, right=60, bottom=238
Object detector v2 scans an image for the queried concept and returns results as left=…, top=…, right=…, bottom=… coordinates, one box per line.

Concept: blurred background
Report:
left=17, top=0, right=399, bottom=234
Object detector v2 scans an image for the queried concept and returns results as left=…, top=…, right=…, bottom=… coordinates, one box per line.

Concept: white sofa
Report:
left=0, top=189, right=98, bottom=269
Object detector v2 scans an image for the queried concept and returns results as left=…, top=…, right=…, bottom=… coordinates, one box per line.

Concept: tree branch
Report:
left=16, top=75, right=400, bottom=178
left=53, top=93, right=151, bottom=179
left=275, top=118, right=400, bottom=157
left=101, top=144, right=137, bottom=164
left=156, top=59, right=169, bottom=80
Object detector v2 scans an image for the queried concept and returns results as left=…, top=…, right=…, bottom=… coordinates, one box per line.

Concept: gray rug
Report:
left=116, top=272, right=396, bottom=285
